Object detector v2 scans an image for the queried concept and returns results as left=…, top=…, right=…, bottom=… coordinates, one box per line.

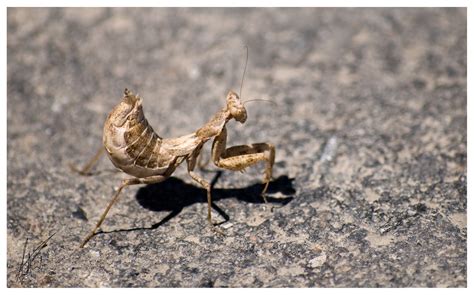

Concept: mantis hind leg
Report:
left=69, top=146, right=105, bottom=176
left=80, top=174, right=168, bottom=248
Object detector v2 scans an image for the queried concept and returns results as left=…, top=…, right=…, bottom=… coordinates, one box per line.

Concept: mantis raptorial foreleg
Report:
left=211, top=127, right=275, bottom=202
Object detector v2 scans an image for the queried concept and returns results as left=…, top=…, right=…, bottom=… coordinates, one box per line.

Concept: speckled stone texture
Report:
left=7, top=8, right=466, bottom=287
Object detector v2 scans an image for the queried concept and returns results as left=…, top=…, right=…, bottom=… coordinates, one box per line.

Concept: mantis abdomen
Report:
left=103, top=89, right=175, bottom=178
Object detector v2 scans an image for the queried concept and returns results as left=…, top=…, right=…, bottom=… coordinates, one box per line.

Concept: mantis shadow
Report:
left=98, top=173, right=295, bottom=234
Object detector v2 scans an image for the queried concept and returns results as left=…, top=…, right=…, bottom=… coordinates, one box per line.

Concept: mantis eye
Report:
left=231, top=105, right=247, bottom=123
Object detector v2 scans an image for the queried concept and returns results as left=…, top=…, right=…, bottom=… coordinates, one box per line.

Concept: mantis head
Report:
left=226, top=90, right=247, bottom=123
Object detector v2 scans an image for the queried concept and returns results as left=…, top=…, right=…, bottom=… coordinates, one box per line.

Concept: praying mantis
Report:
left=72, top=50, right=275, bottom=248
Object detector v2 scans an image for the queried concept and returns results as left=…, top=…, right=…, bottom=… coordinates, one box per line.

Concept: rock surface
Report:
left=7, top=8, right=466, bottom=287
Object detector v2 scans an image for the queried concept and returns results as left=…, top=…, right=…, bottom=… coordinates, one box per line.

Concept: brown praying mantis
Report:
left=72, top=52, right=275, bottom=248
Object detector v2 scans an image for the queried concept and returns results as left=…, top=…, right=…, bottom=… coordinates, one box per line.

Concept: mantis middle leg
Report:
left=186, top=154, right=224, bottom=233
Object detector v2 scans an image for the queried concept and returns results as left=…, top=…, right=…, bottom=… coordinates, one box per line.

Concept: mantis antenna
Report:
left=239, top=45, right=249, bottom=99
left=243, top=98, right=278, bottom=106
left=239, top=47, right=278, bottom=107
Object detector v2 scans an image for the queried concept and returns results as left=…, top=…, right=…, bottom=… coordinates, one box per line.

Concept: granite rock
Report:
left=7, top=8, right=466, bottom=287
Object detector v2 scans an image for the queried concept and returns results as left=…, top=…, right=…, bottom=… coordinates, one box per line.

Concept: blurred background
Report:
left=8, top=8, right=466, bottom=287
